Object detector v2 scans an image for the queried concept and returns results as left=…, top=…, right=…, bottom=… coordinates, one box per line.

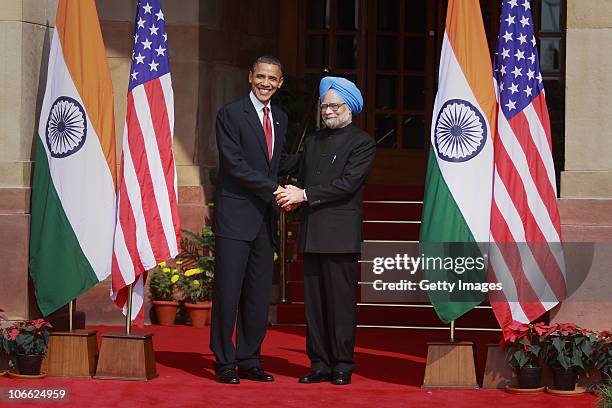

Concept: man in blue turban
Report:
left=276, top=76, right=375, bottom=385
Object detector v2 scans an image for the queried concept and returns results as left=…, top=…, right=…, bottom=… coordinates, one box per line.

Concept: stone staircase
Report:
left=273, top=185, right=499, bottom=331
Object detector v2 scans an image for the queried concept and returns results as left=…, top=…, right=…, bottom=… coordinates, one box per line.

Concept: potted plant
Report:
left=0, top=310, right=13, bottom=373
left=5, top=319, right=52, bottom=376
left=179, top=227, right=215, bottom=325
left=180, top=267, right=213, bottom=328
left=595, top=330, right=612, bottom=383
left=542, top=323, right=597, bottom=391
left=149, top=261, right=182, bottom=326
left=502, top=321, right=549, bottom=389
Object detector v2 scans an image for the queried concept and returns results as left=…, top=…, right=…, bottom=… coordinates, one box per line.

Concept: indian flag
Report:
left=419, top=0, right=496, bottom=323
left=29, top=0, right=116, bottom=316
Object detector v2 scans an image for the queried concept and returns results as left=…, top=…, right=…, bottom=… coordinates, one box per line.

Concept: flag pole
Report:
left=450, top=320, right=455, bottom=342
left=68, top=299, right=74, bottom=332
left=125, top=283, right=133, bottom=335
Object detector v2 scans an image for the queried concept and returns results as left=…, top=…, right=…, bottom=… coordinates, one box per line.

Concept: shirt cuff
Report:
left=303, top=189, right=308, bottom=202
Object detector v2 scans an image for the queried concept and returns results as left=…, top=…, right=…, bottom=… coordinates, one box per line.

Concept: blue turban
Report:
left=319, top=76, right=363, bottom=115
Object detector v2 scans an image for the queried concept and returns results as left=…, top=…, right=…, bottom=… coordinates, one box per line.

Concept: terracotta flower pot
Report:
left=185, top=301, right=212, bottom=328
left=15, top=354, right=43, bottom=376
left=152, top=300, right=179, bottom=326
left=516, top=366, right=542, bottom=389
left=206, top=302, right=213, bottom=325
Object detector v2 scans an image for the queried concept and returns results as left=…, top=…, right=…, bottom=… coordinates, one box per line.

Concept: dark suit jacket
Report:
left=282, top=124, right=376, bottom=253
left=213, top=95, right=288, bottom=242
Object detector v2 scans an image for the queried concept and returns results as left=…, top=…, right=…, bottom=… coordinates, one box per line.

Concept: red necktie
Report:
left=263, top=106, right=273, bottom=161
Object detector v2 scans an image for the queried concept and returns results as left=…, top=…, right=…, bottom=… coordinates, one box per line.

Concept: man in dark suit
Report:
left=211, top=56, right=288, bottom=384
left=276, top=77, right=376, bottom=385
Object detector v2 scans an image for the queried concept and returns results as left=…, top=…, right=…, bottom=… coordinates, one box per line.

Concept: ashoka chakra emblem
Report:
left=434, top=99, right=487, bottom=163
left=46, top=96, right=87, bottom=158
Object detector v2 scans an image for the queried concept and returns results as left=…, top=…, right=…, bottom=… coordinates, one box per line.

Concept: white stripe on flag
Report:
left=121, top=121, right=156, bottom=266
left=132, top=84, right=178, bottom=265
left=121, top=273, right=144, bottom=320
left=113, top=221, right=135, bottom=285
left=493, top=168, right=525, bottom=241
left=523, top=104, right=558, bottom=195
left=489, top=243, right=530, bottom=323
left=497, top=113, right=561, bottom=242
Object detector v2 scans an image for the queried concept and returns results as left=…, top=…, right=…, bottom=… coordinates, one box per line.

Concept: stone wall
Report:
left=0, top=0, right=279, bottom=323
left=561, top=0, right=612, bottom=198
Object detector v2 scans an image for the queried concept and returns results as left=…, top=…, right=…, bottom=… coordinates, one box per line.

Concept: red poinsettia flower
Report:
left=9, top=328, right=19, bottom=340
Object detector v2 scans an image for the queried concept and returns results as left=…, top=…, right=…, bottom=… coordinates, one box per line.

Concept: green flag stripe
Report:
left=29, top=138, right=99, bottom=316
left=420, top=149, right=484, bottom=323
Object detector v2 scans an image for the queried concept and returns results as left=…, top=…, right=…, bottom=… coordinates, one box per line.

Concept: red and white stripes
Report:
left=489, top=82, right=566, bottom=336
left=111, top=73, right=180, bottom=323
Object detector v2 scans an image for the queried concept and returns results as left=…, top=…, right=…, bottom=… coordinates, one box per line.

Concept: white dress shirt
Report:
left=249, top=91, right=275, bottom=155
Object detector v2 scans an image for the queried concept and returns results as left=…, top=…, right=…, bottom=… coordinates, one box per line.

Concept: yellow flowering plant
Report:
left=177, top=227, right=215, bottom=303
left=180, top=267, right=213, bottom=303
left=148, top=260, right=183, bottom=301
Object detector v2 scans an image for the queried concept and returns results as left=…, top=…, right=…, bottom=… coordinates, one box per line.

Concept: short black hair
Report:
left=251, top=56, right=284, bottom=76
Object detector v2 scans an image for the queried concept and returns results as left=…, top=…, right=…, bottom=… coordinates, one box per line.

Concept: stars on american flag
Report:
left=494, top=0, right=544, bottom=118
left=129, top=1, right=170, bottom=90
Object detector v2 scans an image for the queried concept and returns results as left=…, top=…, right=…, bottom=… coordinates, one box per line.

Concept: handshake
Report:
left=273, top=185, right=305, bottom=212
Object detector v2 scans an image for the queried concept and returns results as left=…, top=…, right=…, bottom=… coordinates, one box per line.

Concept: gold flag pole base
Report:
left=43, top=300, right=99, bottom=377
left=94, top=284, right=158, bottom=381
left=421, top=321, right=479, bottom=389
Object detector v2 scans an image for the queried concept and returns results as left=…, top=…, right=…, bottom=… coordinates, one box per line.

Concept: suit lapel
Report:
left=243, top=97, right=270, bottom=164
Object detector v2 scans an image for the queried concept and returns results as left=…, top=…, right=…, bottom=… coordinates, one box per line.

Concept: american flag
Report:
left=488, top=0, right=566, bottom=338
left=111, top=0, right=180, bottom=324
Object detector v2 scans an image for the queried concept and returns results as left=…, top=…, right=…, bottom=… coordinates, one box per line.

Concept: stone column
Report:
left=553, top=0, right=612, bottom=329
left=0, top=0, right=57, bottom=320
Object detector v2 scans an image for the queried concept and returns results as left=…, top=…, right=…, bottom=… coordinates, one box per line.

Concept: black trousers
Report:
left=210, top=220, right=273, bottom=372
left=303, top=252, right=359, bottom=374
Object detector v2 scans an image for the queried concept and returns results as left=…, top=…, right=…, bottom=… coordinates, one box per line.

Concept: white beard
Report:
left=323, top=108, right=352, bottom=129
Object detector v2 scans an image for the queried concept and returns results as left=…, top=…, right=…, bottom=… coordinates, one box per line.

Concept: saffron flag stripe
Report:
left=30, top=0, right=116, bottom=316
left=55, top=0, right=116, bottom=182
left=41, top=29, right=117, bottom=282
left=434, top=32, right=494, bottom=240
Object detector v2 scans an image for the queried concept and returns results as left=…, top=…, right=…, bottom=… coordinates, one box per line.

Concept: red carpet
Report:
left=1, top=325, right=597, bottom=407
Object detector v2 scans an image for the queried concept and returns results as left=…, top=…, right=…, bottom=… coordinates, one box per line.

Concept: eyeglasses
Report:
left=320, top=103, right=346, bottom=112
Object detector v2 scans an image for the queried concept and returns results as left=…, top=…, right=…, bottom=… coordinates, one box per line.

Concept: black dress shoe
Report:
left=216, top=368, right=240, bottom=384
left=238, top=367, right=274, bottom=382
left=332, top=371, right=352, bottom=385
left=298, top=371, right=331, bottom=383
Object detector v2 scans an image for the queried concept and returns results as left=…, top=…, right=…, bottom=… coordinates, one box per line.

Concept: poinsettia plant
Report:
left=594, top=330, right=612, bottom=379
left=5, top=319, right=52, bottom=356
left=502, top=321, right=550, bottom=368
left=541, top=322, right=596, bottom=371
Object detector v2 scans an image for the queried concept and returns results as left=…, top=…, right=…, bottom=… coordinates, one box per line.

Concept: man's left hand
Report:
left=276, top=184, right=305, bottom=209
